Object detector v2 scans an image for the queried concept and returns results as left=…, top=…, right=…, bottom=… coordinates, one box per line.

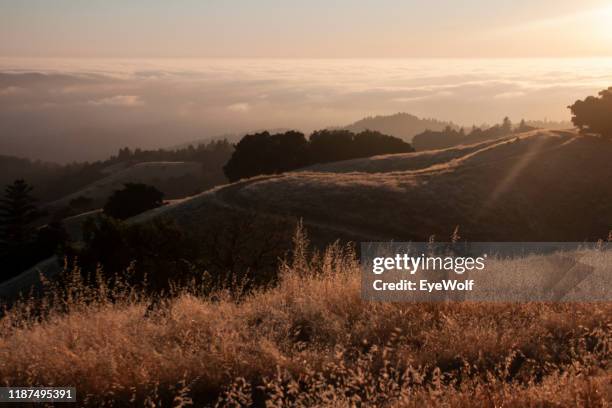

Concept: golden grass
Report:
left=0, top=231, right=610, bottom=406
left=215, top=131, right=612, bottom=241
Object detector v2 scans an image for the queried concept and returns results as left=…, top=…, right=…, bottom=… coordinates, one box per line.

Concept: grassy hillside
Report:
left=46, top=161, right=205, bottom=211
left=149, top=130, right=612, bottom=242
left=2, top=130, right=611, bottom=406
left=1, top=237, right=609, bottom=406
left=301, top=138, right=504, bottom=174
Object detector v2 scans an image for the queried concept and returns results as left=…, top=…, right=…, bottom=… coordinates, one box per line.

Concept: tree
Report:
left=74, top=215, right=197, bottom=291
left=223, top=131, right=309, bottom=181
left=103, top=183, right=164, bottom=220
left=412, top=117, right=517, bottom=151
left=309, top=129, right=355, bottom=162
left=351, top=130, right=414, bottom=157
left=515, top=119, right=536, bottom=133
left=568, top=87, right=612, bottom=138
left=0, top=180, right=41, bottom=280
left=0, top=180, right=39, bottom=251
left=71, top=211, right=288, bottom=294
left=501, top=117, right=512, bottom=133
left=223, top=129, right=414, bottom=181
left=117, top=147, right=133, bottom=161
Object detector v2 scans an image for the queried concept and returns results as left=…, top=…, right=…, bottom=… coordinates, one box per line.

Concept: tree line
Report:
left=0, top=140, right=234, bottom=203
left=2, top=86, right=612, bottom=284
left=412, top=117, right=535, bottom=151
left=223, top=129, right=414, bottom=181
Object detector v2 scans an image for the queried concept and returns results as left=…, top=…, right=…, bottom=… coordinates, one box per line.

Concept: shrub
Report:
left=103, top=183, right=164, bottom=220
left=74, top=215, right=199, bottom=291
left=72, top=212, right=289, bottom=293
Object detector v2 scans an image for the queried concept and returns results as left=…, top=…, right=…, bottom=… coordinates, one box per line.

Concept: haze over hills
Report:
left=342, top=112, right=573, bottom=147
left=144, top=129, right=612, bottom=243
left=45, top=161, right=204, bottom=212
left=1, top=58, right=606, bottom=163
left=342, top=113, right=456, bottom=141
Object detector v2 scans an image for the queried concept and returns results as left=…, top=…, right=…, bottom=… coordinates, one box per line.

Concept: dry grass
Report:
left=47, top=161, right=203, bottom=210
left=214, top=130, right=612, bottom=241
left=0, top=229, right=610, bottom=407
left=300, top=137, right=506, bottom=174
left=131, top=131, right=612, bottom=246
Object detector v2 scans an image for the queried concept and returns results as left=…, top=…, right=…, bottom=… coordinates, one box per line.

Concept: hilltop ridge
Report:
left=343, top=113, right=456, bottom=141
left=145, top=129, right=612, bottom=242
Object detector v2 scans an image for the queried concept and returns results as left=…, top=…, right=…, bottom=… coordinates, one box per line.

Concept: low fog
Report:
left=1, top=58, right=611, bottom=163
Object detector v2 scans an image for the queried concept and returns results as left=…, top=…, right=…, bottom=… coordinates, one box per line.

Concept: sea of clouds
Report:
left=1, top=58, right=612, bottom=162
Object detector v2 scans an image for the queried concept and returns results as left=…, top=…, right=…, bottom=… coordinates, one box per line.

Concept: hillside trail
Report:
left=0, top=131, right=574, bottom=300
left=203, top=130, right=572, bottom=242
left=207, top=174, right=390, bottom=241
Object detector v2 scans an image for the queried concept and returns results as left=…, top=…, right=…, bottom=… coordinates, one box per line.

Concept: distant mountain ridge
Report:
left=343, top=113, right=457, bottom=141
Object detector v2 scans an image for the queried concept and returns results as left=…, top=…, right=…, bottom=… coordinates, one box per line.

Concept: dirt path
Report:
left=208, top=174, right=390, bottom=241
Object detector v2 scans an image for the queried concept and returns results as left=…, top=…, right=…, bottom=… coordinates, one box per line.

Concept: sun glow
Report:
left=591, top=5, right=612, bottom=41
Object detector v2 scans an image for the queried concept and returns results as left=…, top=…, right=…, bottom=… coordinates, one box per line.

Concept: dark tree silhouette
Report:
left=103, top=183, right=164, bottom=220
left=412, top=117, right=520, bottom=151
left=568, top=87, right=612, bottom=138
left=0, top=180, right=41, bottom=280
left=74, top=215, right=197, bottom=291
left=224, top=129, right=414, bottom=181
left=223, top=131, right=309, bottom=181
left=0, top=180, right=38, bottom=251
left=309, top=129, right=355, bottom=162
left=501, top=117, right=512, bottom=133
left=70, top=211, right=288, bottom=294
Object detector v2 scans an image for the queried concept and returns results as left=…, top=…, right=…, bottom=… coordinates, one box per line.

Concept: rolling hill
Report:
left=4, top=129, right=612, bottom=302
left=45, top=161, right=204, bottom=211
left=343, top=113, right=456, bottom=141
left=146, top=129, right=612, bottom=243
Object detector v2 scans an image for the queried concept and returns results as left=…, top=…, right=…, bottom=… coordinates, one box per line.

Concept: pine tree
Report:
left=502, top=116, right=512, bottom=133
left=0, top=179, right=39, bottom=256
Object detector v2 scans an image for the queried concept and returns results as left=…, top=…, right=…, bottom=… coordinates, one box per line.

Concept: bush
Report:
left=103, top=183, right=164, bottom=220
left=568, top=87, right=612, bottom=138
left=72, top=215, right=200, bottom=292
left=72, top=212, right=290, bottom=293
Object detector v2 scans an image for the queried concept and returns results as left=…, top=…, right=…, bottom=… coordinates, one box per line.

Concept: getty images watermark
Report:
left=361, top=242, right=612, bottom=302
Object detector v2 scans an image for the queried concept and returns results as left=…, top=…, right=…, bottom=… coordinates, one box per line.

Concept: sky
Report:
left=2, top=57, right=612, bottom=162
left=1, top=0, right=612, bottom=58
left=2, top=1, right=612, bottom=162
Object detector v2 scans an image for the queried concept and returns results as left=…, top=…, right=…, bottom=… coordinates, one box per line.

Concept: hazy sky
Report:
left=2, top=2, right=612, bottom=163
left=2, top=57, right=612, bottom=162
left=1, top=0, right=612, bottom=58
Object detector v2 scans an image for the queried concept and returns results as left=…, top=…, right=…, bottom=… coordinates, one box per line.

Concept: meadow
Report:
left=1, top=229, right=609, bottom=407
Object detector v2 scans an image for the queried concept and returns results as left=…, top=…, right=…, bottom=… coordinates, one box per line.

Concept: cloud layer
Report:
left=1, top=58, right=611, bottom=162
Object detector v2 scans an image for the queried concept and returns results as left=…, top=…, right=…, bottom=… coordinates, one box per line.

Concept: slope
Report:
left=148, top=130, right=612, bottom=242
left=45, top=161, right=203, bottom=211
